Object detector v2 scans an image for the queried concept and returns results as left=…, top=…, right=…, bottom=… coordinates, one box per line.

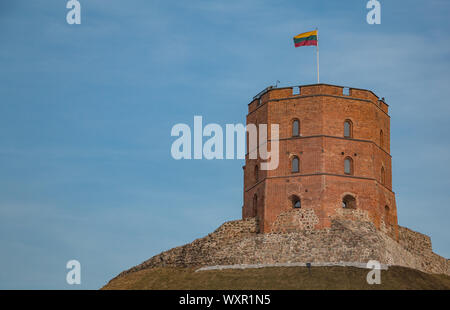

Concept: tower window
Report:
left=380, top=129, right=384, bottom=148
left=384, top=205, right=390, bottom=225
left=342, top=195, right=356, bottom=209
left=291, top=156, right=299, bottom=173
left=292, top=119, right=300, bottom=137
left=344, top=157, right=353, bottom=175
left=344, top=120, right=353, bottom=138
left=254, top=165, right=259, bottom=182
left=291, top=195, right=301, bottom=208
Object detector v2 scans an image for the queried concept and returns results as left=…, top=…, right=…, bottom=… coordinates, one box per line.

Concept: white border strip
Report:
left=195, top=261, right=389, bottom=272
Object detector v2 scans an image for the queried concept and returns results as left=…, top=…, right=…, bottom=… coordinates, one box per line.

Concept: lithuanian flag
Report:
left=293, top=30, right=318, bottom=47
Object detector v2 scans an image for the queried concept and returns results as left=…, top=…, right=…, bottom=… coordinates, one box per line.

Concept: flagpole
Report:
left=316, top=28, right=320, bottom=83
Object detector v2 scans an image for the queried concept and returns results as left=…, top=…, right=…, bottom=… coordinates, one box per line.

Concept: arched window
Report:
left=252, top=194, right=258, bottom=216
left=292, top=119, right=300, bottom=137
left=291, top=195, right=301, bottom=208
left=380, top=130, right=384, bottom=148
left=291, top=156, right=299, bottom=173
left=342, top=195, right=356, bottom=209
left=344, top=120, right=353, bottom=138
left=381, top=167, right=385, bottom=185
left=344, top=157, right=353, bottom=175
left=254, top=165, right=259, bottom=182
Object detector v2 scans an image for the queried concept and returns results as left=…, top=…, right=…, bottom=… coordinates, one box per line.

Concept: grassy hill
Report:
left=102, top=265, right=450, bottom=290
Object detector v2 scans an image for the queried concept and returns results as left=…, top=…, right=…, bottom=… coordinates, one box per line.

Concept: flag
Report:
left=293, top=30, right=318, bottom=47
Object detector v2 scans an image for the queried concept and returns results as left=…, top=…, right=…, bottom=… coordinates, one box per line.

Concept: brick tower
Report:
left=242, top=84, right=398, bottom=240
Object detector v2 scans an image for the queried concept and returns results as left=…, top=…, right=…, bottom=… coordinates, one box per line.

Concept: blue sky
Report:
left=0, top=0, right=449, bottom=289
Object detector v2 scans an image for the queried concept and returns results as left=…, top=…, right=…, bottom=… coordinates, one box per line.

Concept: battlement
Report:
left=249, top=83, right=388, bottom=114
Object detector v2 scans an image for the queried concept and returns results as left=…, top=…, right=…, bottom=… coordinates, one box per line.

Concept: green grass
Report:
left=102, top=266, right=450, bottom=290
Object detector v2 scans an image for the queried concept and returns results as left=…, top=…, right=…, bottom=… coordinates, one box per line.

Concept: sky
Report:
left=0, top=0, right=449, bottom=289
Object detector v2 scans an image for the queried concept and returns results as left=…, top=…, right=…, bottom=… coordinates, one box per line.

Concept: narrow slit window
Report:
left=252, top=194, right=258, bottom=216
left=384, top=205, right=390, bottom=225
left=380, top=130, right=384, bottom=148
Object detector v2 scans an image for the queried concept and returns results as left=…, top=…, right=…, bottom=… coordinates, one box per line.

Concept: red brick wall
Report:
left=243, top=84, right=399, bottom=239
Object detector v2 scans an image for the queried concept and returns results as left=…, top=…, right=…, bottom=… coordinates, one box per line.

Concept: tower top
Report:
left=249, top=83, right=388, bottom=114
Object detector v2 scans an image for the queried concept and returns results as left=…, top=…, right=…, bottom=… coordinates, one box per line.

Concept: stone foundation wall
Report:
left=271, top=209, right=319, bottom=233
left=117, top=216, right=448, bottom=279
left=334, top=207, right=371, bottom=222
left=398, top=226, right=432, bottom=254
left=398, top=226, right=449, bottom=275
left=213, top=218, right=260, bottom=235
